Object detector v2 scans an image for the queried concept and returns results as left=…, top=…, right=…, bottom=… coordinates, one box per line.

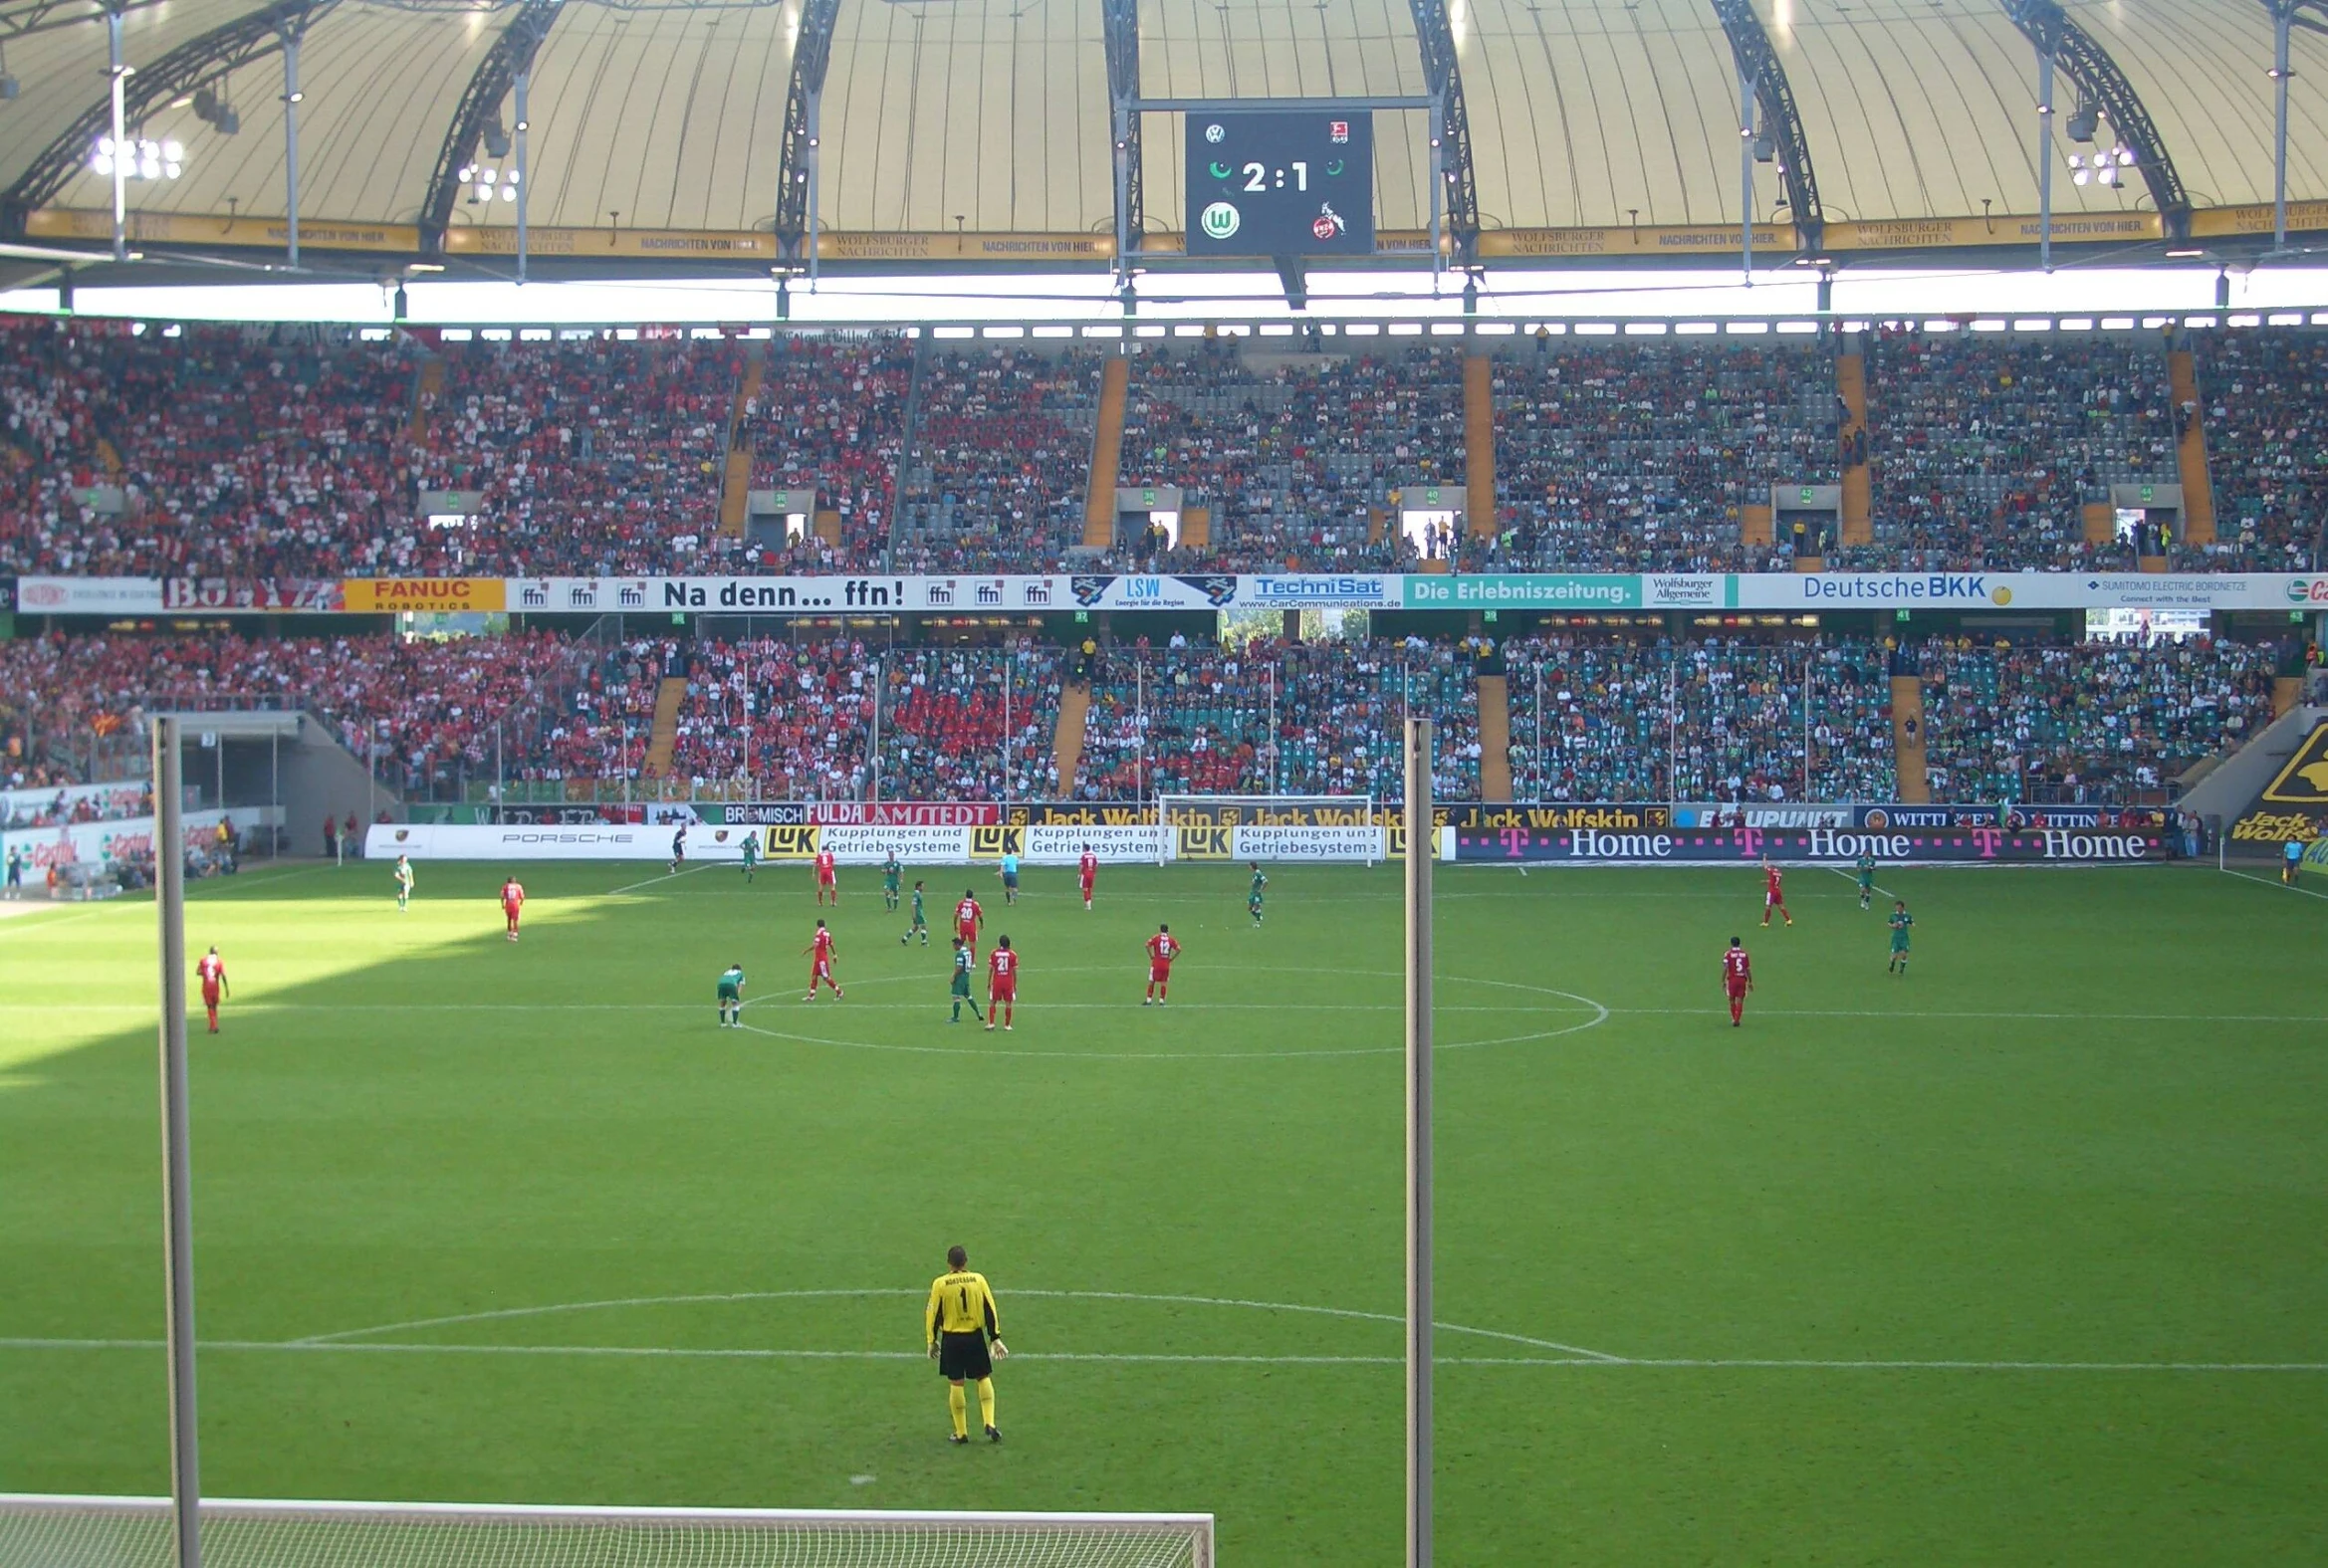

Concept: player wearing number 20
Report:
left=927, top=1244, right=1007, bottom=1445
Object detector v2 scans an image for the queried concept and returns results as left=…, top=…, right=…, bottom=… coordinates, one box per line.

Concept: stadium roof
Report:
left=0, top=0, right=2321, bottom=272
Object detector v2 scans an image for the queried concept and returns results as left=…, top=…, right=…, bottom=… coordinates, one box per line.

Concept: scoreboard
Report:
left=1183, top=109, right=1375, bottom=257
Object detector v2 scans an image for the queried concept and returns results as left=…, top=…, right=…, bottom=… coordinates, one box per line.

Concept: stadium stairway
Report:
left=408, top=355, right=444, bottom=442
left=643, top=677, right=687, bottom=778
left=1051, top=680, right=1091, bottom=794
left=1837, top=344, right=1873, bottom=546
left=1477, top=673, right=1513, bottom=800
left=1889, top=672, right=1932, bottom=803
left=2168, top=345, right=2217, bottom=547
left=719, top=346, right=767, bottom=538
left=1084, top=354, right=1130, bottom=549
left=2176, top=703, right=2328, bottom=827
left=1464, top=352, right=1496, bottom=539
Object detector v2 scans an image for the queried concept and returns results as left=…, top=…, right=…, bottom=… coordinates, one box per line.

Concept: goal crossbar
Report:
left=0, top=1494, right=1216, bottom=1568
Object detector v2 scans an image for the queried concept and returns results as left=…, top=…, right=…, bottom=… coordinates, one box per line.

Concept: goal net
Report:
left=0, top=1496, right=1216, bottom=1568
left=1154, top=794, right=1381, bottom=864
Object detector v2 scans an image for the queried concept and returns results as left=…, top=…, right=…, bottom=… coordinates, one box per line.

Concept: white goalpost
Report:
left=0, top=1496, right=1217, bottom=1568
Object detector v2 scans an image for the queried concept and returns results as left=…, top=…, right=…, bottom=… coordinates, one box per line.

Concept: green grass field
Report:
left=3, top=856, right=2325, bottom=1563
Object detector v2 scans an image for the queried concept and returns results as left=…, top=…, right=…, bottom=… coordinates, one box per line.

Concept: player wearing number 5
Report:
left=927, top=1244, right=1007, bottom=1444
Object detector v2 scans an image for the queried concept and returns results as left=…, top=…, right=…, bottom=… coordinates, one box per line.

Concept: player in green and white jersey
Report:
left=1248, top=863, right=1268, bottom=927
left=945, top=935, right=982, bottom=1018
left=900, top=880, right=930, bottom=946
left=740, top=832, right=759, bottom=883
left=883, top=851, right=903, bottom=911
left=394, top=854, right=414, bottom=913
left=717, top=962, right=747, bottom=1025
left=1856, top=851, right=1876, bottom=910
left=1887, top=901, right=1914, bottom=975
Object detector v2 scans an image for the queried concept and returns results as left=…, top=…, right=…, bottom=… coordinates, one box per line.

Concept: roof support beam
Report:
left=417, top=0, right=562, bottom=257
left=1708, top=0, right=1822, bottom=251
left=2003, top=0, right=2191, bottom=238
left=774, top=0, right=842, bottom=267
left=0, top=0, right=167, bottom=45
left=1102, top=0, right=1140, bottom=270
left=1405, top=0, right=1477, bottom=264
left=1, top=0, right=335, bottom=242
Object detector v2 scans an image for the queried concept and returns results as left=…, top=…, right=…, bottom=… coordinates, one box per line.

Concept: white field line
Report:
left=4, top=1337, right=2321, bottom=1374
left=1822, top=864, right=1900, bottom=904
left=606, top=864, right=717, bottom=897
left=2216, top=865, right=2328, bottom=903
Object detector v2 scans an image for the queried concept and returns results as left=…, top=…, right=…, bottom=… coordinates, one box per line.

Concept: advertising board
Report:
left=1454, top=823, right=2166, bottom=864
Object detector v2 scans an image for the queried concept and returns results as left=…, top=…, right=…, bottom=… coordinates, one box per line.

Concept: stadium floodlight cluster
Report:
left=0, top=1496, right=1217, bottom=1568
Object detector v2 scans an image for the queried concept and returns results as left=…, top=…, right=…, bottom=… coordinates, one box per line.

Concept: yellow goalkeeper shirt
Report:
left=926, top=1270, right=1001, bottom=1343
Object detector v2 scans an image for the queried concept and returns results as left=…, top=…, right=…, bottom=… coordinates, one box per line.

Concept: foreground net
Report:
left=0, top=1496, right=1215, bottom=1568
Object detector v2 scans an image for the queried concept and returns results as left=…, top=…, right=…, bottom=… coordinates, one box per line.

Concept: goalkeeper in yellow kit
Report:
left=926, top=1244, right=1008, bottom=1444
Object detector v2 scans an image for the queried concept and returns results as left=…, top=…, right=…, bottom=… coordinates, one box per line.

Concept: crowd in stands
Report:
left=1505, top=635, right=1894, bottom=800
left=0, top=624, right=2287, bottom=808
left=1863, top=331, right=2178, bottom=570
left=414, top=336, right=740, bottom=576
left=0, top=629, right=634, bottom=797
left=894, top=350, right=1100, bottom=572
left=1480, top=339, right=1836, bottom=572
left=1917, top=635, right=2277, bottom=800
left=1076, top=637, right=1480, bottom=799
left=9, top=313, right=2328, bottom=577
left=1116, top=340, right=1466, bottom=572
left=662, top=637, right=876, bottom=797
left=739, top=335, right=916, bottom=567
left=2197, top=332, right=2328, bottom=570
left=877, top=643, right=1063, bottom=798
left=0, top=317, right=415, bottom=577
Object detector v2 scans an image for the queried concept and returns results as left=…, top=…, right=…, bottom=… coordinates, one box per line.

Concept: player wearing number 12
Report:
left=1144, top=925, right=1181, bottom=1005
left=927, top=1244, right=1007, bottom=1445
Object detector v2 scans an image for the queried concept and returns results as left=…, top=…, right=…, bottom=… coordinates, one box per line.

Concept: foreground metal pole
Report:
left=2273, top=6, right=2292, bottom=252
left=152, top=717, right=202, bottom=1568
left=514, top=68, right=530, bottom=285
left=1404, top=716, right=1433, bottom=1568
left=1739, top=59, right=1755, bottom=285
left=281, top=28, right=301, bottom=268
left=108, top=9, right=128, bottom=264
left=2034, top=36, right=2056, bottom=273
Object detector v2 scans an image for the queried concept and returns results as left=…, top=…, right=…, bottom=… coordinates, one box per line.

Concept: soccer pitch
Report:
left=2, top=858, right=2323, bottom=1563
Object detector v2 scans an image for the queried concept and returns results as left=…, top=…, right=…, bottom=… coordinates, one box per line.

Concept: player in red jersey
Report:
left=954, top=890, right=985, bottom=959
left=1077, top=845, right=1097, bottom=911
left=1722, top=936, right=1752, bottom=1026
left=195, top=946, right=228, bottom=1033
left=815, top=848, right=839, bottom=906
left=1759, top=856, right=1793, bottom=928
left=500, top=876, right=526, bottom=942
left=986, top=936, right=1020, bottom=1031
left=803, top=918, right=844, bottom=1000
left=1143, top=924, right=1181, bottom=1006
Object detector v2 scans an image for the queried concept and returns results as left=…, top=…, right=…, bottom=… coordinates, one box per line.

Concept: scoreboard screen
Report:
left=1183, top=109, right=1375, bottom=257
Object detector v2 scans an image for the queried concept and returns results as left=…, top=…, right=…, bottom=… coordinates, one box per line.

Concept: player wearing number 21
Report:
left=928, top=1245, right=1007, bottom=1445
